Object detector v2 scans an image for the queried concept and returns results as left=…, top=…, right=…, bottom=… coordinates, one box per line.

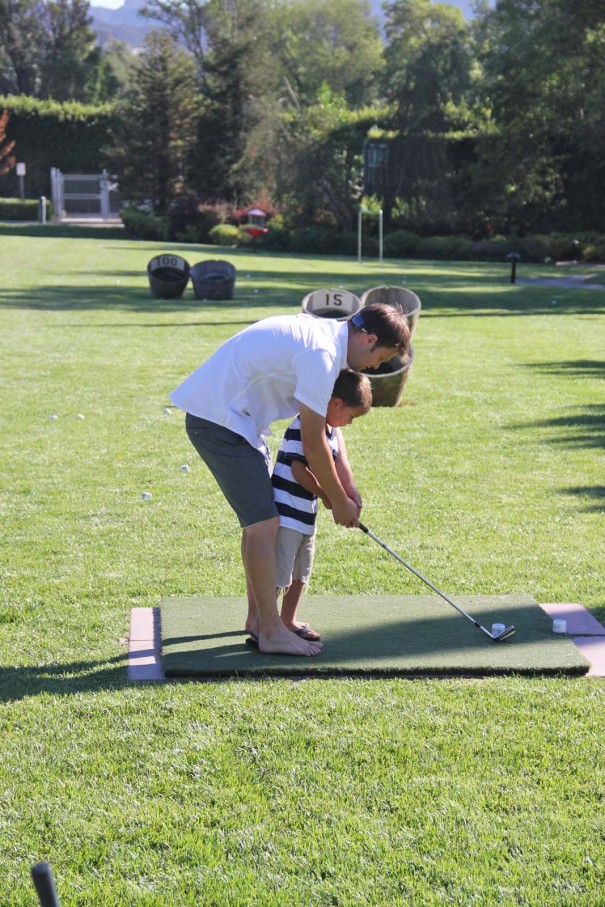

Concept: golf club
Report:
left=358, top=523, right=516, bottom=642
left=31, top=862, right=60, bottom=907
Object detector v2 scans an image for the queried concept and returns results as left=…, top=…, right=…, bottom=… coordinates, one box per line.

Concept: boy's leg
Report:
left=278, top=532, right=320, bottom=640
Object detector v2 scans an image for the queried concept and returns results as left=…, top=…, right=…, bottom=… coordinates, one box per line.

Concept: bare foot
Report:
left=259, top=624, right=322, bottom=656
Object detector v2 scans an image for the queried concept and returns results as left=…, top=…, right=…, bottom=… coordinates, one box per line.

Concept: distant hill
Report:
left=91, top=0, right=155, bottom=48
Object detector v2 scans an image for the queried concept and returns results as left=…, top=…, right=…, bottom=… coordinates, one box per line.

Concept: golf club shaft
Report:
left=31, top=862, right=60, bottom=907
left=358, top=522, right=481, bottom=629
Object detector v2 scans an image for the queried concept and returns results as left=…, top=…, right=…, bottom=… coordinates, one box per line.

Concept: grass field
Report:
left=0, top=224, right=604, bottom=905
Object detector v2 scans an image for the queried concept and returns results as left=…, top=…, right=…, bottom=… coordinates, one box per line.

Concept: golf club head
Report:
left=480, top=624, right=516, bottom=642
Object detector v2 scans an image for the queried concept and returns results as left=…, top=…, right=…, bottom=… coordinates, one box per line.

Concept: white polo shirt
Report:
left=170, top=313, right=350, bottom=450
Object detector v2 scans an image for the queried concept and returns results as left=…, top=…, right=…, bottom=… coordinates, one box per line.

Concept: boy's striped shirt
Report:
left=271, top=415, right=338, bottom=534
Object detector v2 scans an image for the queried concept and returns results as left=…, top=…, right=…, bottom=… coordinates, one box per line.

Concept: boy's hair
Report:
left=349, top=302, right=411, bottom=356
left=331, top=369, right=372, bottom=412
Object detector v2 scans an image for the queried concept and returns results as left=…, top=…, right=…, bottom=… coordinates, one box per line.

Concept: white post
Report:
left=379, top=209, right=383, bottom=264
left=357, top=207, right=362, bottom=263
left=39, top=196, right=47, bottom=224
left=100, top=169, right=109, bottom=219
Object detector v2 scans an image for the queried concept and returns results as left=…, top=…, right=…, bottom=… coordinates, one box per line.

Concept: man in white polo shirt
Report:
left=170, top=303, right=410, bottom=657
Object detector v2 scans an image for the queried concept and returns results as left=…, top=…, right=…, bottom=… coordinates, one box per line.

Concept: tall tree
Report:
left=0, top=0, right=47, bottom=94
left=270, top=0, right=384, bottom=108
left=109, top=31, right=200, bottom=213
left=383, top=0, right=474, bottom=133
left=39, top=0, right=101, bottom=101
left=0, top=0, right=113, bottom=101
left=477, top=0, right=605, bottom=231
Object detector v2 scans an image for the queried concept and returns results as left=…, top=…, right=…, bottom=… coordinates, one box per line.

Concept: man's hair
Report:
left=331, top=368, right=372, bottom=412
left=349, top=303, right=411, bottom=356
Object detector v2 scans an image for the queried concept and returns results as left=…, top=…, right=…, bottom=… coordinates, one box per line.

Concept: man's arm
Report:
left=298, top=404, right=358, bottom=527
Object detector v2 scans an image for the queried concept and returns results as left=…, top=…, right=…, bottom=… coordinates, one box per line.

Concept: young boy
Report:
left=269, top=369, right=372, bottom=642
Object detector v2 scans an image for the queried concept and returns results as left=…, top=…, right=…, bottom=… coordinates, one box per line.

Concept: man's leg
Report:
left=242, top=518, right=322, bottom=655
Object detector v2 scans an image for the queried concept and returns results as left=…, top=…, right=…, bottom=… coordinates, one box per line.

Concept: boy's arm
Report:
left=298, top=403, right=358, bottom=527
left=290, top=459, right=332, bottom=509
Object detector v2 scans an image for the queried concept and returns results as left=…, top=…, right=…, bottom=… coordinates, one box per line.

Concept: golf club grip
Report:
left=31, top=862, right=60, bottom=907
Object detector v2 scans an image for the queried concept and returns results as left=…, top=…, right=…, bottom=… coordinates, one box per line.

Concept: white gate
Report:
left=50, top=168, right=121, bottom=220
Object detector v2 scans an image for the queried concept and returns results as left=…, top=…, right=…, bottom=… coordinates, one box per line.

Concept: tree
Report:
left=109, top=31, right=200, bottom=213
left=476, top=0, right=605, bottom=231
left=0, top=0, right=114, bottom=101
left=383, top=0, right=475, bottom=134
left=270, top=0, right=384, bottom=108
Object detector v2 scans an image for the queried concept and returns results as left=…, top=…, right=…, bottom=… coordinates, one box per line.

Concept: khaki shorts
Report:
left=275, top=526, right=316, bottom=589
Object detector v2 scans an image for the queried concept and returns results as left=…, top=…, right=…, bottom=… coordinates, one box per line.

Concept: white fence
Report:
left=50, top=168, right=121, bottom=220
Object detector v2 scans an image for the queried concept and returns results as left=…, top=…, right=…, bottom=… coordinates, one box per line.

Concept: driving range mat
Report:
left=159, top=594, right=590, bottom=678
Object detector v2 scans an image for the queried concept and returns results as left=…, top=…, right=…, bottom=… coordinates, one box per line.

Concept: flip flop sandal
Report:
left=293, top=626, right=321, bottom=641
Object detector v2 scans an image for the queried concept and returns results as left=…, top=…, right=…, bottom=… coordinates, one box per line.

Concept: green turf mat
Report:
left=159, top=594, right=589, bottom=678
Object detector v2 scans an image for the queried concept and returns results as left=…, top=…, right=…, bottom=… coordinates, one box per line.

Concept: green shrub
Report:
left=521, top=235, right=552, bottom=263
left=0, top=197, right=52, bottom=220
left=120, top=206, right=169, bottom=241
left=382, top=230, right=421, bottom=257
left=169, top=197, right=231, bottom=243
left=208, top=224, right=240, bottom=246
left=0, top=95, right=119, bottom=198
left=581, top=238, right=605, bottom=262
left=419, top=235, right=475, bottom=260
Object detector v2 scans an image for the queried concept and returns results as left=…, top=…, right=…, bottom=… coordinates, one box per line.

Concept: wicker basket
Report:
left=147, top=254, right=190, bottom=299
left=301, top=288, right=362, bottom=321
left=190, top=259, right=236, bottom=300
left=360, top=285, right=421, bottom=338
left=359, top=286, right=421, bottom=407
left=363, top=345, right=415, bottom=407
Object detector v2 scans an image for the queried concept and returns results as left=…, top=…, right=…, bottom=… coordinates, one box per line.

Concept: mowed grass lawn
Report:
left=0, top=224, right=603, bottom=906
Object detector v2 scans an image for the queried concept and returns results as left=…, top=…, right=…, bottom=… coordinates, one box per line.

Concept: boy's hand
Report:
left=332, top=496, right=359, bottom=527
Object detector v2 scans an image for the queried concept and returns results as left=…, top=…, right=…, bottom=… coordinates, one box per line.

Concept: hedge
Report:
left=0, top=197, right=53, bottom=220
left=0, top=96, right=120, bottom=197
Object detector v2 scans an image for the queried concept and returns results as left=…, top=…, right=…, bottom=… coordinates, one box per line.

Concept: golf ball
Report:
left=553, top=619, right=567, bottom=634
left=181, top=464, right=190, bottom=473
left=76, top=413, right=84, bottom=420
left=49, top=414, right=58, bottom=421
left=141, top=491, right=153, bottom=500
left=492, top=623, right=506, bottom=636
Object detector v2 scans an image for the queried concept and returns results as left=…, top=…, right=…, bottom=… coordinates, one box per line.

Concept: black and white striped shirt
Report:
left=271, top=415, right=339, bottom=535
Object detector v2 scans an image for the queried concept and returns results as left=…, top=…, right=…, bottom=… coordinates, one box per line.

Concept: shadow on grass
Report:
left=509, top=404, right=605, bottom=451
left=560, top=485, right=605, bottom=513
left=523, top=360, right=605, bottom=378
left=0, top=654, right=131, bottom=703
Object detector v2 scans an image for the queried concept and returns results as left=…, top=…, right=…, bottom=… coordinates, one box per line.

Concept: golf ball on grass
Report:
left=553, top=619, right=567, bottom=634
left=141, top=491, right=153, bottom=500
left=492, top=623, right=506, bottom=636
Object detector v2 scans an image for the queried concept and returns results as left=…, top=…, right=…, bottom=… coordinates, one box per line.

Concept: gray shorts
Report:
left=275, top=526, right=316, bottom=589
left=185, top=413, right=278, bottom=528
